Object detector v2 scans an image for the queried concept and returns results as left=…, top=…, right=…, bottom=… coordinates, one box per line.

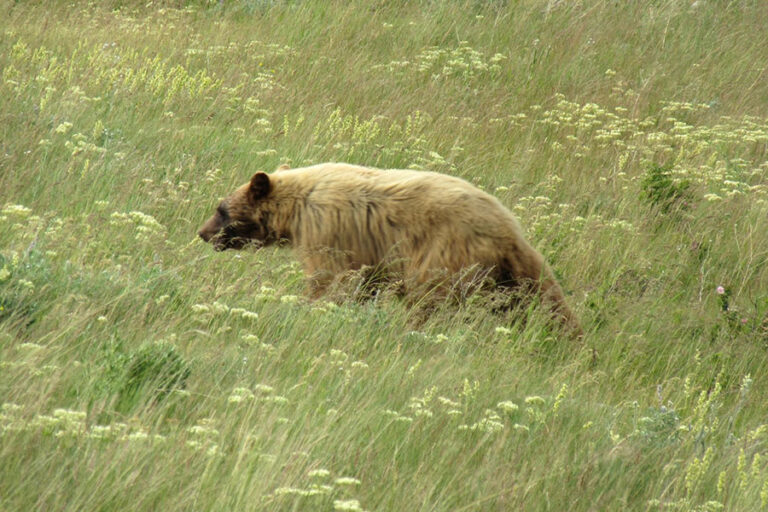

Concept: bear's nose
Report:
left=198, top=230, right=211, bottom=242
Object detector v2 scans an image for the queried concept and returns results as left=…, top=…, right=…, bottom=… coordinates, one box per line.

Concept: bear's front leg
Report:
left=305, top=269, right=335, bottom=300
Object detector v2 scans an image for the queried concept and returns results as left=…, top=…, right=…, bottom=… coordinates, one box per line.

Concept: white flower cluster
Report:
left=190, top=301, right=259, bottom=321
left=271, top=468, right=366, bottom=510
left=109, top=210, right=166, bottom=242
left=373, top=41, right=506, bottom=81
left=227, top=384, right=288, bottom=406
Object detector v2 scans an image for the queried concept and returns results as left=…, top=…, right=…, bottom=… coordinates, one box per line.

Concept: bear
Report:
left=198, top=162, right=581, bottom=336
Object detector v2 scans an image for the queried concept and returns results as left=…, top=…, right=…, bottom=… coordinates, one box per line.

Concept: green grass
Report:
left=2, top=1, right=768, bottom=510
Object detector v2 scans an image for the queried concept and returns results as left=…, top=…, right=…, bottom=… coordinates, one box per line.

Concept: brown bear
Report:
left=198, top=163, right=580, bottom=335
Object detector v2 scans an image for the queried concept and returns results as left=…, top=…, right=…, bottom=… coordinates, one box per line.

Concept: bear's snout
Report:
left=198, top=227, right=218, bottom=243
left=198, top=215, right=224, bottom=244
left=198, top=229, right=228, bottom=251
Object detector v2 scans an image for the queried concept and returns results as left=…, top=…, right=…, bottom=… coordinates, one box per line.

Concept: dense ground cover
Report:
left=2, top=1, right=768, bottom=510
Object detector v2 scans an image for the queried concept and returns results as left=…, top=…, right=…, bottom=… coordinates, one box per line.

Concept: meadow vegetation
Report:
left=2, top=1, right=768, bottom=510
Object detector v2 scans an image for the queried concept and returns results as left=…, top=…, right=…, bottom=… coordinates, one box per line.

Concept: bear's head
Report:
left=198, top=172, right=276, bottom=251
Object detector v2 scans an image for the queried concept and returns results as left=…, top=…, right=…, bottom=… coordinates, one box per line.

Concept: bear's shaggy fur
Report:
left=199, top=163, right=580, bottom=334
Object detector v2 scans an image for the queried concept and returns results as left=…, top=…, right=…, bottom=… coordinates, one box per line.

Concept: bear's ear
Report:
left=249, top=172, right=271, bottom=202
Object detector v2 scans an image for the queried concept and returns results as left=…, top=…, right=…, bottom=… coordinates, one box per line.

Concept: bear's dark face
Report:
left=198, top=172, right=274, bottom=251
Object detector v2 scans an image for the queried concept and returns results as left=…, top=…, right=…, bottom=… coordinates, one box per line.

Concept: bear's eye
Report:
left=216, top=205, right=229, bottom=221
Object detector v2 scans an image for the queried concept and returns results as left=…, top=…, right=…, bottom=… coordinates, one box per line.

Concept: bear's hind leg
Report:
left=498, top=251, right=582, bottom=338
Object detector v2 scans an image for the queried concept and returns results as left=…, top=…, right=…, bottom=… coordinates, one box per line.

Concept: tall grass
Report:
left=2, top=1, right=768, bottom=510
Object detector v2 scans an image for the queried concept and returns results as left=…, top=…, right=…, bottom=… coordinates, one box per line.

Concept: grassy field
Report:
left=2, top=1, right=768, bottom=510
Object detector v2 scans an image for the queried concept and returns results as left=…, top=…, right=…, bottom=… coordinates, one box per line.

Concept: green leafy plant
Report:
left=119, top=341, right=191, bottom=408
left=633, top=405, right=681, bottom=446
left=641, top=163, right=691, bottom=213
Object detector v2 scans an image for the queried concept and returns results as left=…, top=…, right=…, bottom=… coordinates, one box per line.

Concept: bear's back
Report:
left=277, top=163, right=518, bottom=225
left=272, top=163, right=525, bottom=265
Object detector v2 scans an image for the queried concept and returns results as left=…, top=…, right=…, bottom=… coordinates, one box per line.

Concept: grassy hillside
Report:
left=2, top=1, right=768, bottom=510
